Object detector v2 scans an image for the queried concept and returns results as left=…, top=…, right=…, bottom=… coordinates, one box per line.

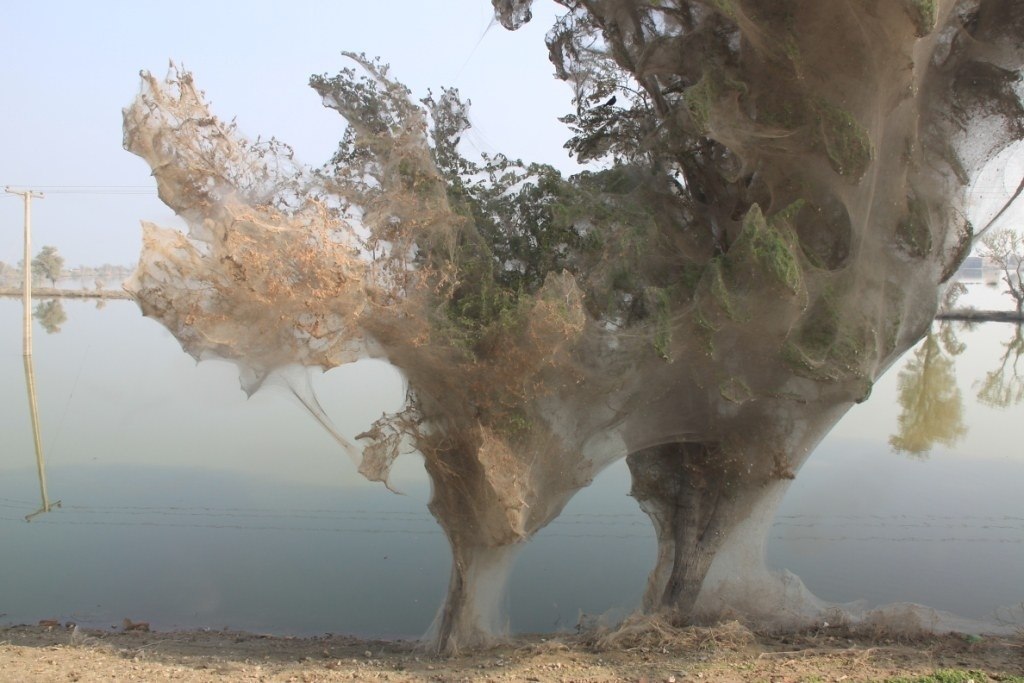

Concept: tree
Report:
left=123, top=0, right=1024, bottom=652
left=542, top=0, right=1023, bottom=628
left=0, top=261, right=18, bottom=287
left=978, top=228, right=1024, bottom=315
left=31, top=246, right=64, bottom=287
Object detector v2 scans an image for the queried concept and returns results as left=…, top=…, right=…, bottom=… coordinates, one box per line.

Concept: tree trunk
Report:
left=419, top=433, right=589, bottom=655
left=627, top=405, right=851, bottom=626
left=627, top=442, right=747, bottom=621
left=427, top=542, right=522, bottom=655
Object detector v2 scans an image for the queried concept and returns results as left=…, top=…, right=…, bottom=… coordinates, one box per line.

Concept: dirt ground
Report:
left=2, top=620, right=1022, bottom=683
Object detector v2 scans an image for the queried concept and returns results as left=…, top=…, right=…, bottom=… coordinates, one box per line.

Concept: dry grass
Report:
left=584, top=612, right=756, bottom=652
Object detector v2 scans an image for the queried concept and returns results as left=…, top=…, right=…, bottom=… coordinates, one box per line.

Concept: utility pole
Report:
left=4, top=186, right=60, bottom=520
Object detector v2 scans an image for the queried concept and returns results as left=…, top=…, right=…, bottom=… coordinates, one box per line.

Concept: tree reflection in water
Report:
left=976, top=324, right=1024, bottom=408
left=890, top=323, right=967, bottom=457
left=890, top=321, right=1024, bottom=456
left=32, top=299, right=66, bottom=335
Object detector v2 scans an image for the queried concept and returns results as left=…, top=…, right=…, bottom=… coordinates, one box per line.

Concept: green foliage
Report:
left=783, top=284, right=873, bottom=383
left=706, top=258, right=738, bottom=319
left=549, top=13, right=660, bottom=165
left=689, top=259, right=734, bottom=356
left=439, top=252, right=528, bottom=354
left=559, top=104, right=655, bottom=164
left=797, top=293, right=841, bottom=358
left=814, top=99, right=873, bottom=180
left=737, top=204, right=804, bottom=294
left=692, top=204, right=804, bottom=336
left=650, top=286, right=673, bottom=360
left=903, top=0, right=938, bottom=37
left=422, top=87, right=477, bottom=181
left=477, top=161, right=584, bottom=292
left=415, top=91, right=590, bottom=353
left=491, top=406, right=532, bottom=442
left=31, top=245, right=64, bottom=287
left=708, top=0, right=737, bottom=20
left=683, top=70, right=746, bottom=134
left=425, top=91, right=683, bottom=349
left=416, top=87, right=712, bottom=363
left=396, top=156, right=440, bottom=196
left=683, top=75, right=716, bottom=134
left=310, top=54, right=415, bottom=149
left=896, top=194, right=933, bottom=259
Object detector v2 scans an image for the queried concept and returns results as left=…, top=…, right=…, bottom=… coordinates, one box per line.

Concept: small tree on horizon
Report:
left=31, top=246, right=64, bottom=287
left=0, top=261, right=18, bottom=287
left=979, top=228, right=1024, bottom=314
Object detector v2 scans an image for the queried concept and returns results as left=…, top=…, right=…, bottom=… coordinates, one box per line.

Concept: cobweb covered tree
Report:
left=534, top=0, right=1024, bottom=625
left=124, top=0, right=1023, bottom=653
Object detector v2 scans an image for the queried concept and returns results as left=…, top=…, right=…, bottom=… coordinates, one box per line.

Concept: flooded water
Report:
left=1, top=287, right=1022, bottom=637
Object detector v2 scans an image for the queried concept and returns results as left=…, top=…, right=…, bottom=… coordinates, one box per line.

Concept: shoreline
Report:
left=0, top=287, right=131, bottom=300
left=1, top=621, right=1021, bottom=682
left=936, top=308, right=1024, bottom=323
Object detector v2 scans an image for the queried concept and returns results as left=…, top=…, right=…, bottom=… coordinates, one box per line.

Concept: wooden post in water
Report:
left=5, top=186, right=60, bottom=521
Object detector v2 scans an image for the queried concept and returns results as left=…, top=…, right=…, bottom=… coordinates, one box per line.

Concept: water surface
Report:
left=1, top=292, right=1021, bottom=636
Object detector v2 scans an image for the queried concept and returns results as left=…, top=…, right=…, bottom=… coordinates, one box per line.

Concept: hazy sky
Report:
left=0, top=1, right=578, bottom=268
left=3, top=2, right=1021, bottom=270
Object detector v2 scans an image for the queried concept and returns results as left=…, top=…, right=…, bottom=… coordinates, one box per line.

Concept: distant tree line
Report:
left=0, top=245, right=134, bottom=289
